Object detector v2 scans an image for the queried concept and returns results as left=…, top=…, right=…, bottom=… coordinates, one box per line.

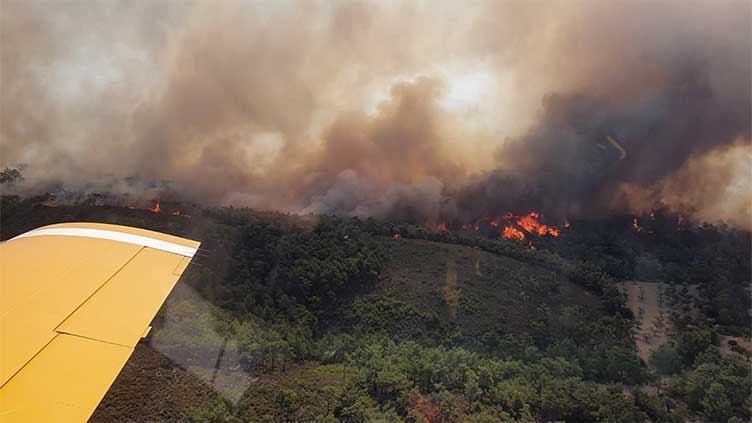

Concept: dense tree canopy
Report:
left=1, top=192, right=749, bottom=422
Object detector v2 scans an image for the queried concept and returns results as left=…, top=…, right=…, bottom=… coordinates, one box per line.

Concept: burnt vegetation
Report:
left=1, top=185, right=750, bottom=423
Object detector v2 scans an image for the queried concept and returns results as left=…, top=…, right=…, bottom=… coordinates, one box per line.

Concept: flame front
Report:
left=458, top=211, right=563, bottom=242
left=502, top=226, right=526, bottom=241
left=148, top=201, right=162, bottom=213
left=633, top=217, right=642, bottom=233
left=515, top=212, right=560, bottom=237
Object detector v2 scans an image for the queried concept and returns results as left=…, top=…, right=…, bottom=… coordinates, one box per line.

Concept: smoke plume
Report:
left=2, top=1, right=750, bottom=227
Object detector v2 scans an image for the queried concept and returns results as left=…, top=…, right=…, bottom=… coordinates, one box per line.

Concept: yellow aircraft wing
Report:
left=0, top=222, right=200, bottom=422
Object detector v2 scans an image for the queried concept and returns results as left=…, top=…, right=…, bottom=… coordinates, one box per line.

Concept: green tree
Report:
left=701, top=383, right=732, bottom=422
left=677, top=328, right=718, bottom=367
left=650, top=344, right=682, bottom=375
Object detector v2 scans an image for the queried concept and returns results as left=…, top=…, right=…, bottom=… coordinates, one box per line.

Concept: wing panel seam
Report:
left=53, top=247, right=144, bottom=334
left=0, top=334, right=59, bottom=391
left=53, top=331, right=134, bottom=349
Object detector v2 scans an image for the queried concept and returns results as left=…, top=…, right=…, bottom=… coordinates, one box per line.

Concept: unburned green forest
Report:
left=1, top=194, right=750, bottom=422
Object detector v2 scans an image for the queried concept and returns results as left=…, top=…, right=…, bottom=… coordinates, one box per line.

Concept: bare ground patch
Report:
left=621, top=282, right=671, bottom=362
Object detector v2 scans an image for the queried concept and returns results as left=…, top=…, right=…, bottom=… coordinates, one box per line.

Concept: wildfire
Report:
left=437, top=223, right=447, bottom=232
left=513, top=212, right=560, bottom=237
left=148, top=201, right=162, bottom=213
left=146, top=200, right=190, bottom=218
left=455, top=210, right=565, bottom=244
left=633, top=217, right=643, bottom=233
left=502, top=226, right=526, bottom=241
left=458, top=210, right=563, bottom=242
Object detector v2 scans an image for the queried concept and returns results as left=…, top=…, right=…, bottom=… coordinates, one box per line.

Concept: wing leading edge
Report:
left=0, top=223, right=200, bottom=422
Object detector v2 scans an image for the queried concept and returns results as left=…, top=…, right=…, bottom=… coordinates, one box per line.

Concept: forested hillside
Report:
left=1, top=195, right=750, bottom=422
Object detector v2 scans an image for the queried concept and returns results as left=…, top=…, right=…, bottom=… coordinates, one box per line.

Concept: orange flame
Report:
left=437, top=223, right=447, bottom=232
left=148, top=201, right=162, bottom=213
left=458, top=211, right=563, bottom=241
left=514, top=212, right=560, bottom=237
left=633, top=217, right=642, bottom=232
left=502, top=226, right=526, bottom=241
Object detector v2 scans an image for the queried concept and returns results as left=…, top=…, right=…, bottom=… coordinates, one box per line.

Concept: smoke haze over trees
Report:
left=2, top=0, right=750, bottom=227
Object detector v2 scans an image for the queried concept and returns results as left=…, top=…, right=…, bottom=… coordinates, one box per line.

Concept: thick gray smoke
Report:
left=1, top=1, right=750, bottom=227
left=456, top=61, right=751, bottom=222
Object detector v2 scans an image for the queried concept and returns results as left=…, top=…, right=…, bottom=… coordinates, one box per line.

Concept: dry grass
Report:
left=91, top=343, right=229, bottom=422
left=377, top=237, right=602, bottom=339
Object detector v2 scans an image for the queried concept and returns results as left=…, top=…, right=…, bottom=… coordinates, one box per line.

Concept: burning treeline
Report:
left=147, top=201, right=191, bottom=218
left=1, top=1, right=750, bottom=229
left=455, top=212, right=561, bottom=241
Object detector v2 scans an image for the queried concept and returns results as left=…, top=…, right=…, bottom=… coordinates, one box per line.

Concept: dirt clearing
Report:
left=621, top=282, right=671, bottom=362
